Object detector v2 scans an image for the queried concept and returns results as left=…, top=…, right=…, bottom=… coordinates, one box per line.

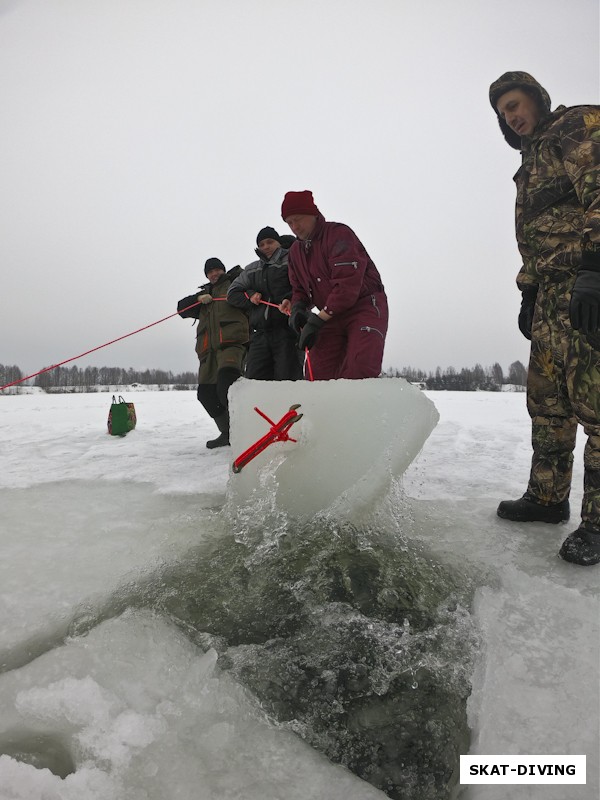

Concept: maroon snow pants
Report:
left=306, top=291, right=388, bottom=380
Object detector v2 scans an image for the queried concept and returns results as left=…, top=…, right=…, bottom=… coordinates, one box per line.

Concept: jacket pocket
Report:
left=195, top=320, right=210, bottom=360
left=370, top=293, right=382, bottom=318
left=360, top=325, right=385, bottom=339
left=219, top=319, right=249, bottom=347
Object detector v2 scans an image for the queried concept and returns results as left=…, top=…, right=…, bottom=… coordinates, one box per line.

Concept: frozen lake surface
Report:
left=0, top=385, right=597, bottom=799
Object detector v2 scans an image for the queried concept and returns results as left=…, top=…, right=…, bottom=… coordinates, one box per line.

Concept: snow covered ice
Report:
left=0, top=383, right=598, bottom=799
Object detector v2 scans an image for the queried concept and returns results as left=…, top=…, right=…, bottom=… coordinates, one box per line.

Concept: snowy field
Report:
left=0, top=385, right=598, bottom=800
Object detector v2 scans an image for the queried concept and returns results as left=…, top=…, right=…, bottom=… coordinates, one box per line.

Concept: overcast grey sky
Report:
left=1, top=0, right=598, bottom=379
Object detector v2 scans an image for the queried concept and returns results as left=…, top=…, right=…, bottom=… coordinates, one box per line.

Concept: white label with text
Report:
left=460, top=755, right=586, bottom=784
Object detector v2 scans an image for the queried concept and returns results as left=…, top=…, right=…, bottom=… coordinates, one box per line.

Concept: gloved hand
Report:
left=518, top=285, right=538, bottom=340
left=197, top=294, right=213, bottom=305
left=298, top=312, right=325, bottom=351
left=570, top=269, right=600, bottom=334
left=289, top=302, right=309, bottom=335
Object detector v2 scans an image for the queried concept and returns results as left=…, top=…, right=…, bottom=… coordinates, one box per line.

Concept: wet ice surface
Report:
left=0, top=385, right=597, bottom=799
left=1, top=608, right=389, bottom=800
left=404, top=392, right=599, bottom=800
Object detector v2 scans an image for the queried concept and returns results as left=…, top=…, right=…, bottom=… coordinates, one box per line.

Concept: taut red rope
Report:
left=1, top=294, right=316, bottom=391
left=0, top=301, right=204, bottom=391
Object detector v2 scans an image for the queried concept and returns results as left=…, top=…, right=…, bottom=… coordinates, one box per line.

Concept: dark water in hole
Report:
left=141, top=512, right=480, bottom=800
left=0, top=484, right=479, bottom=799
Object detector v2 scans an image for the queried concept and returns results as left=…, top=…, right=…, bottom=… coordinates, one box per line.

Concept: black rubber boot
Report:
left=206, top=412, right=230, bottom=449
left=559, top=528, right=600, bottom=566
left=497, top=493, right=570, bottom=523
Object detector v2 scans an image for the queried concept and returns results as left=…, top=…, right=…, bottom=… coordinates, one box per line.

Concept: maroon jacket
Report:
left=287, top=214, right=385, bottom=316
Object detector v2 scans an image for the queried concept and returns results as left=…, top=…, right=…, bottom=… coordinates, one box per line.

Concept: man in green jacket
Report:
left=178, top=258, right=249, bottom=448
left=490, top=71, right=600, bottom=566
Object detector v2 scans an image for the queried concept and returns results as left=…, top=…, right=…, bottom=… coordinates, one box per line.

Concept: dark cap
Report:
left=204, top=257, right=226, bottom=276
left=256, top=226, right=282, bottom=246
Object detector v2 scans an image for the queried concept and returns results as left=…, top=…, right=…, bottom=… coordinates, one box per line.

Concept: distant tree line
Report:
left=2, top=361, right=528, bottom=393
left=383, top=361, right=528, bottom=390
left=32, top=365, right=197, bottom=389
left=0, top=364, right=23, bottom=389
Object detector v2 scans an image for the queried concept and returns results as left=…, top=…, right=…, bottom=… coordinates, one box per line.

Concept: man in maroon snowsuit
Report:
left=281, top=190, right=388, bottom=380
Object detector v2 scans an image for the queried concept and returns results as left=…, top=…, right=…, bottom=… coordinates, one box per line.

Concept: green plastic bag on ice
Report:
left=107, top=395, right=137, bottom=436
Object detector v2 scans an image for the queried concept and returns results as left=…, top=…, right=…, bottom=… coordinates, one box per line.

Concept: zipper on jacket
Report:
left=334, top=261, right=359, bottom=269
left=370, top=294, right=381, bottom=317
left=360, top=326, right=384, bottom=339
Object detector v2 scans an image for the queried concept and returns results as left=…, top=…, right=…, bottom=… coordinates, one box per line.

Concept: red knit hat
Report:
left=281, top=190, right=319, bottom=220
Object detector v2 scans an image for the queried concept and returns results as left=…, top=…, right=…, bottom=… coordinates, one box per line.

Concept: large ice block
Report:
left=227, top=378, right=439, bottom=519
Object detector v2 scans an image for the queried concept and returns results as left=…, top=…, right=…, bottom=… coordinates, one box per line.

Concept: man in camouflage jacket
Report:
left=489, top=71, right=600, bottom=566
left=178, top=258, right=249, bottom=448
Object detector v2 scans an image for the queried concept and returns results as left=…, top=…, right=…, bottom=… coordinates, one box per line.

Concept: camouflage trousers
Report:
left=527, top=279, right=600, bottom=530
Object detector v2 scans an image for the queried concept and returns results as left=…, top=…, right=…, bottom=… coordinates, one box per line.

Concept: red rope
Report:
left=0, top=301, right=205, bottom=391
left=305, top=350, right=314, bottom=381
left=244, top=292, right=285, bottom=312
left=1, top=294, right=316, bottom=391
left=245, top=293, right=314, bottom=381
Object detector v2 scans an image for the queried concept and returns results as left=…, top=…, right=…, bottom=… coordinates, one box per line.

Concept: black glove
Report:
left=518, top=285, right=538, bottom=340
left=570, top=251, right=600, bottom=334
left=289, top=302, right=309, bottom=335
left=298, top=312, right=325, bottom=351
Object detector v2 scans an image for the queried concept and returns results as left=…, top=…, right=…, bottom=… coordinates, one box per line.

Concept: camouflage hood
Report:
left=489, top=71, right=552, bottom=150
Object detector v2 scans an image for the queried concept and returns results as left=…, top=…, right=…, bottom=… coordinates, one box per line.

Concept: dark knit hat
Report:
left=279, top=234, right=297, bottom=249
left=256, top=226, right=282, bottom=246
left=204, top=257, right=226, bottom=276
left=281, top=190, right=320, bottom=220
left=489, top=71, right=552, bottom=150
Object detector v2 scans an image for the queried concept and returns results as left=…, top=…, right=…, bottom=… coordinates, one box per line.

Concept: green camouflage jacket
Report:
left=490, top=72, right=600, bottom=290
left=515, top=104, right=600, bottom=289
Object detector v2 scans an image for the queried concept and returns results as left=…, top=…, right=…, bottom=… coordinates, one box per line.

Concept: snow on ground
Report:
left=0, top=385, right=597, bottom=799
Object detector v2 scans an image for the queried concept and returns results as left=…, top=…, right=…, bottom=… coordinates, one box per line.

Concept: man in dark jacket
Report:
left=490, top=71, right=600, bottom=566
left=281, top=190, right=388, bottom=380
left=227, top=227, right=303, bottom=380
left=178, top=258, right=249, bottom=448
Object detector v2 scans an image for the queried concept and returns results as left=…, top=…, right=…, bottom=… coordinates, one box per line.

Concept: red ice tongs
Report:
left=232, top=404, right=303, bottom=473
